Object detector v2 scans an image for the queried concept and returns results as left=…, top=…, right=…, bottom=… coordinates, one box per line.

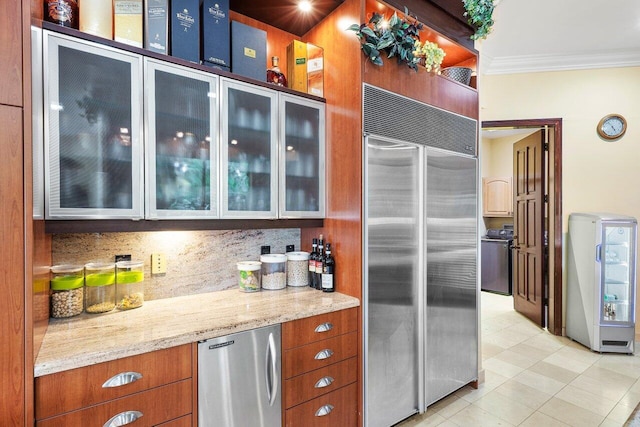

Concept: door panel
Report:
left=513, top=134, right=544, bottom=326
left=365, top=136, right=422, bottom=427
left=425, top=149, right=478, bottom=406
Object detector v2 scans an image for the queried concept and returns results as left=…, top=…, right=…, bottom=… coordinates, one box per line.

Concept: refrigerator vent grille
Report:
left=363, top=84, right=477, bottom=156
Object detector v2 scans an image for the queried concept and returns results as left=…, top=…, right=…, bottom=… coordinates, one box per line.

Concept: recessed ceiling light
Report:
left=299, top=0, right=312, bottom=13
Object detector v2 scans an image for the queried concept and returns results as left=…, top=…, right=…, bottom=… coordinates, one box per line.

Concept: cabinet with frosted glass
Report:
left=279, top=94, right=325, bottom=218
left=144, top=59, right=219, bottom=219
left=221, top=78, right=279, bottom=218
left=43, top=30, right=143, bottom=219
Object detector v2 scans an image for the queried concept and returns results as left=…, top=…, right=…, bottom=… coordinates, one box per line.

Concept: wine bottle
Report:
left=315, top=234, right=324, bottom=290
left=322, top=243, right=335, bottom=292
left=309, top=238, right=318, bottom=288
left=266, top=56, right=288, bottom=87
left=44, top=0, right=79, bottom=29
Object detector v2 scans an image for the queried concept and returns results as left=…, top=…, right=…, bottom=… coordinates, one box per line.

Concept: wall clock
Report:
left=597, top=114, right=627, bottom=140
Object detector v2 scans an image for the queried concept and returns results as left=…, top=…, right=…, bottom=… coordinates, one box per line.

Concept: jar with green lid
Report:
left=116, top=260, right=144, bottom=310
left=50, top=264, right=84, bottom=318
left=84, top=262, right=116, bottom=314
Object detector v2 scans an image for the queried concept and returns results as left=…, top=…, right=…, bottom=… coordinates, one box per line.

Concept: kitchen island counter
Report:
left=35, top=287, right=359, bottom=377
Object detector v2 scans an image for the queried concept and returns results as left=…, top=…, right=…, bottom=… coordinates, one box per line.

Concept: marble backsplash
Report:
left=52, top=229, right=300, bottom=300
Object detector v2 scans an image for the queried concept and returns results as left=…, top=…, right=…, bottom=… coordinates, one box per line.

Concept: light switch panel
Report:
left=151, top=253, right=167, bottom=274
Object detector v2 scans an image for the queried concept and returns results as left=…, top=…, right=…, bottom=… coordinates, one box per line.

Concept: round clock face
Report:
left=598, top=114, right=627, bottom=140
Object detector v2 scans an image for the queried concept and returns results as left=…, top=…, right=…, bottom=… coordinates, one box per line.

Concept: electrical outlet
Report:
left=115, top=254, right=131, bottom=263
left=261, top=245, right=271, bottom=255
left=151, top=253, right=167, bottom=274
left=286, top=244, right=295, bottom=253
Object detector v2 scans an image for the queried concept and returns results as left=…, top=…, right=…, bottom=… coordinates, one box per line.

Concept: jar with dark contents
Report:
left=44, top=0, right=79, bottom=29
left=50, top=265, right=84, bottom=318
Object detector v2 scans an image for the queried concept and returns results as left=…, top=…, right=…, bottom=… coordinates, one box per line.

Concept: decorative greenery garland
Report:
left=463, top=0, right=495, bottom=40
left=348, top=7, right=445, bottom=72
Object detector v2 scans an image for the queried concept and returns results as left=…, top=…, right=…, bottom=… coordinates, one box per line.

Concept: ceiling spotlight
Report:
left=298, top=0, right=312, bottom=13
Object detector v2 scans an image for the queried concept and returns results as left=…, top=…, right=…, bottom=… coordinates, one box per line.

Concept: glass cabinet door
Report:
left=43, top=31, right=143, bottom=219
left=601, top=223, right=636, bottom=324
left=145, top=59, right=219, bottom=219
left=221, top=78, right=278, bottom=218
left=279, top=94, right=325, bottom=218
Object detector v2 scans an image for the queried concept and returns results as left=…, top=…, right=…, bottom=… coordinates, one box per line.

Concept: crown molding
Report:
left=482, top=49, right=640, bottom=75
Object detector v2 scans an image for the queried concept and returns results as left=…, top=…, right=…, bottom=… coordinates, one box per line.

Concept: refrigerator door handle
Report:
left=265, top=331, right=278, bottom=406
left=596, top=244, right=602, bottom=262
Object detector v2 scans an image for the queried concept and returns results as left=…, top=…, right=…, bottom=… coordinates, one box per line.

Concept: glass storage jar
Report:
left=260, top=254, right=287, bottom=290
left=84, top=262, right=116, bottom=313
left=237, top=261, right=262, bottom=292
left=50, top=264, right=84, bottom=318
left=286, top=251, right=309, bottom=287
left=115, top=260, right=144, bottom=310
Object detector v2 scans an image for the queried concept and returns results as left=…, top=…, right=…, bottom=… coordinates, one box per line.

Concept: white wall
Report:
left=480, top=66, right=640, bottom=334
left=480, top=67, right=640, bottom=228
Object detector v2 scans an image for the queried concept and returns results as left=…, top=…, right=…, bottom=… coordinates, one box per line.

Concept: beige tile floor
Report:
left=397, top=291, right=640, bottom=427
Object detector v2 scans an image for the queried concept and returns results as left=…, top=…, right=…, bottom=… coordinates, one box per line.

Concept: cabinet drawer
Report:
left=36, top=379, right=192, bottom=427
left=36, top=344, right=192, bottom=419
left=284, top=382, right=357, bottom=427
left=282, top=308, right=358, bottom=349
left=284, top=332, right=357, bottom=379
left=157, top=414, right=192, bottom=427
left=284, top=357, right=357, bottom=409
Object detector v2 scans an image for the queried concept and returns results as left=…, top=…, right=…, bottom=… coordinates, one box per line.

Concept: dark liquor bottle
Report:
left=266, top=56, right=287, bottom=87
left=322, top=243, right=335, bottom=292
left=309, top=238, right=318, bottom=288
left=44, top=0, right=79, bottom=29
left=315, top=234, right=324, bottom=290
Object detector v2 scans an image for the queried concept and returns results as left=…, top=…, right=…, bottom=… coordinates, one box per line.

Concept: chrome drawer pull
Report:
left=314, top=322, right=334, bottom=333
left=314, top=376, right=335, bottom=388
left=314, top=349, right=334, bottom=360
left=103, top=410, right=143, bottom=427
left=315, top=404, right=334, bottom=417
left=102, top=372, right=143, bottom=388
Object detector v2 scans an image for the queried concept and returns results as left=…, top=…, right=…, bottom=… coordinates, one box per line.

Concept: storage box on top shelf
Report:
left=114, top=0, right=143, bottom=48
left=231, top=20, right=266, bottom=82
left=201, top=0, right=230, bottom=71
left=145, top=0, right=169, bottom=54
left=286, top=40, right=324, bottom=97
left=170, top=0, right=200, bottom=63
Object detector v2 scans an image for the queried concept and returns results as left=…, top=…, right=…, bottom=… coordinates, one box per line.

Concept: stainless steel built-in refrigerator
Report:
left=566, top=213, right=637, bottom=354
left=364, top=136, right=478, bottom=426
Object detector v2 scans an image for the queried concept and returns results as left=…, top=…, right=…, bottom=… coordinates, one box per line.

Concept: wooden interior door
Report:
left=513, top=134, right=545, bottom=326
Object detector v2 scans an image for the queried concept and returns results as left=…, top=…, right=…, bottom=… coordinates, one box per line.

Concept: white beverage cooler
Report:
left=567, top=213, right=637, bottom=354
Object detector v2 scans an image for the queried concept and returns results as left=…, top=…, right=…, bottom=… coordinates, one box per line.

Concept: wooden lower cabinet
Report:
left=36, top=380, right=192, bottom=427
left=284, top=382, right=357, bottom=427
left=283, top=332, right=357, bottom=378
left=157, top=414, right=192, bottom=426
left=284, top=357, right=357, bottom=408
left=35, top=344, right=194, bottom=426
left=282, top=308, right=359, bottom=426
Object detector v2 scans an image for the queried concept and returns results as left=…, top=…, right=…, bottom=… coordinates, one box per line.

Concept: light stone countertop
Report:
left=35, top=287, right=360, bottom=377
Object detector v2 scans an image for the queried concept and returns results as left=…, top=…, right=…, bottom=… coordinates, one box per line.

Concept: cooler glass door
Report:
left=600, top=223, right=636, bottom=325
